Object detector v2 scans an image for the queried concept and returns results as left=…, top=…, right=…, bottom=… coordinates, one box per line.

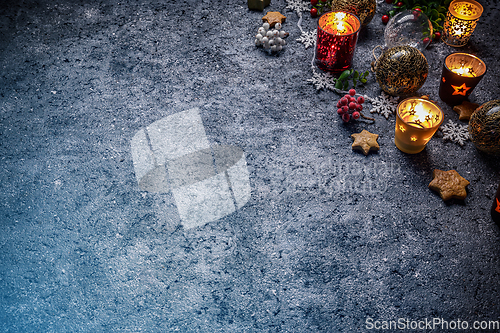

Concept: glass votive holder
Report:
left=395, top=97, right=444, bottom=154
left=442, top=0, right=483, bottom=47
left=439, top=53, right=486, bottom=105
left=314, top=11, right=361, bottom=73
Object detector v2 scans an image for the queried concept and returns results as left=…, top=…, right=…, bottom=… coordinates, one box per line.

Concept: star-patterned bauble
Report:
left=373, top=46, right=428, bottom=96
left=468, top=100, right=500, bottom=155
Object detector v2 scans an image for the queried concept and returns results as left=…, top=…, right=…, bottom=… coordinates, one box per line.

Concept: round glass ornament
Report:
left=373, top=45, right=428, bottom=96
left=384, top=10, right=433, bottom=52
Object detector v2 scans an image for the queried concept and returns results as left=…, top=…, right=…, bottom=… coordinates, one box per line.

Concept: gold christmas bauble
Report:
left=374, top=46, right=428, bottom=96
left=468, top=100, right=500, bottom=155
left=331, top=0, right=376, bottom=26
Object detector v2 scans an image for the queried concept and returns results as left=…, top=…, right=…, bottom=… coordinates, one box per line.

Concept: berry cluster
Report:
left=310, top=0, right=331, bottom=17
left=255, top=22, right=288, bottom=52
left=336, top=89, right=366, bottom=123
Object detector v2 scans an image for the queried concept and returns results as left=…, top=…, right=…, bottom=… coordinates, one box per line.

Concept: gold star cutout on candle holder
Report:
left=451, top=83, right=471, bottom=96
left=453, top=101, right=480, bottom=121
left=262, top=11, right=286, bottom=27
left=351, top=129, right=379, bottom=156
left=428, top=169, right=470, bottom=201
left=495, top=198, right=500, bottom=214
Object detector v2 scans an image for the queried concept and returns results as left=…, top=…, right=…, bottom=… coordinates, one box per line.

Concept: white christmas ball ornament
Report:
left=275, top=23, right=282, bottom=30
left=269, top=39, right=274, bottom=46
left=275, top=37, right=282, bottom=44
left=256, top=34, right=263, bottom=40
left=262, top=36, right=269, bottom=43
left=263, top=23, right=270, bottom=30
left=255, top=39, right=261, bottom=46
left=281, top=39, right=286, bottom=46
left=277, top=45, right=282, bottom=51
left=266, top=30, right=273, bottom=37
left=258, top=27, right=265, bottom=35
left=271, top=45, right=277, bottom=52
left=264, top=42, right=270, bottom=49
left=272, top=30, right=279, bottom=37
left=279, top=31, right=286, bottom=38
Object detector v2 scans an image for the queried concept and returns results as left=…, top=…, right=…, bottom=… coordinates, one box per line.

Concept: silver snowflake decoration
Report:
left=367, top=92, right=399, bottom=119
left=440, top=119, right=470, bottom=146
left=307, top=69, right=337, bottom=91
left=286, top=0, right=310, bottom=13
left=296, top=30, right=316, bottom=49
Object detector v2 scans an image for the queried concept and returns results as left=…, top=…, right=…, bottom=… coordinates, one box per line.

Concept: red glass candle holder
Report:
left=314, top=11, right=361, bottom=73
left=439, top=53, right=486, bottom=105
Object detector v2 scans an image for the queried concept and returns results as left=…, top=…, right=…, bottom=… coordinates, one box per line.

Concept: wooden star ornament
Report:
left=262, top=11, right=286, bottom=27
left=428, top=169, right=470, bottom=201
left=351, top=129, right=379, bottom=156
left=453, top=101, right=479, bottom=121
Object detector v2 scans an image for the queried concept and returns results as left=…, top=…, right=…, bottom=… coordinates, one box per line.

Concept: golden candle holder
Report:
left=395, top=97, right=444, bottom=154
left=442, top=0, right=483, bottom=47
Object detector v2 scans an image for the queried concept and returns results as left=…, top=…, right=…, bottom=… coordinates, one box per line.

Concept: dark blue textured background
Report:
left=1, top=0, right=499, bottom=331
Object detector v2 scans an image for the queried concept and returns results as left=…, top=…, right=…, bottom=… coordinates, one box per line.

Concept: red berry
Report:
left=336, top=101, right=341, bottom=108
left=396, top=2, right=403, bottom=6
left=311, top=0, right=318, bottom=5
left=342, top=113, right=350, bottom=122
left=414, top=7, right=422, bottom=12
left=349, top=102, right=357, bottom=110
left=352, top=111, right=360, bottom=120
left=434, top=31, right=441, bottom=40
left=337, top=108, right=343, bottom=115
left=340, top=97, right=348, bottom=105
left=342, top=106, right=349, bottom=113
left=357, top=96, right=365, bottom=104
left=349, top=89, right=356, bottom=96
left=356, top=104, right=363, bottom=111
left=349, top=97, right=356, bottom=103
left=382, top=15, right=389, bottom=24
left=310, top=8, right=318, bottom=17
left=344, top=94, right=351, bottom=100
left=385, top=0, right=392, bottom=3
left=423, top=37, right=430, bottom=44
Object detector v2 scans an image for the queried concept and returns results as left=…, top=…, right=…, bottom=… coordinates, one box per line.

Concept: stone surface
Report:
left=1, top=0, right=500, bottom=332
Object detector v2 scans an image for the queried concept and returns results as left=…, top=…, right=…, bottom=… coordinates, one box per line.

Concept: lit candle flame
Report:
left=451, top=66, right=475, bottom=77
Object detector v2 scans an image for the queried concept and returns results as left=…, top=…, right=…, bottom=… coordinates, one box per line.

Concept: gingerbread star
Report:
left=262, top=11, right=286, bottom=27
left=428, top=169, right=470, bottom=201
left=351, top=129, right=379, bottom=156
left=453, top=101, right=479, bottom=121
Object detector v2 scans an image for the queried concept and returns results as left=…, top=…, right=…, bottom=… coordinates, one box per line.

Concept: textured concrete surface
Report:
left=1, top=0, right=500, bottom=332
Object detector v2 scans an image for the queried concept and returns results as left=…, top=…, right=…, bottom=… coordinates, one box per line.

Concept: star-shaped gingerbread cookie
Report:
left=351, top=129, right=379, bottom=155
left=428, top=169, right=470, bottom=201
left=453, top=101, right=479, bottom=121
left=262, top=11, right=286, bottom=27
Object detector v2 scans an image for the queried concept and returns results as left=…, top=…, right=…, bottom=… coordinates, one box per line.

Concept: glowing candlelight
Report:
left=450, top=66, right=475, bottom=77
left=439, top=53, right=486, bottom=104
left=314, top=11, right=361, bottom=73
left=395, top=97, right=444, bottom=154
left=442, top=0, right=483, bottom=47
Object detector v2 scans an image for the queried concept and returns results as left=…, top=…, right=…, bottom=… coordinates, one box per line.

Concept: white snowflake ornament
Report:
left=366, top=92, right=399, bottom=119
left=286, top=0, right=310, bottom=13
left=296, top=30, right=317, bottom=49
left=307, top=68, right=337, bottom=91
left=440, top=120, right=470, bottom=146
